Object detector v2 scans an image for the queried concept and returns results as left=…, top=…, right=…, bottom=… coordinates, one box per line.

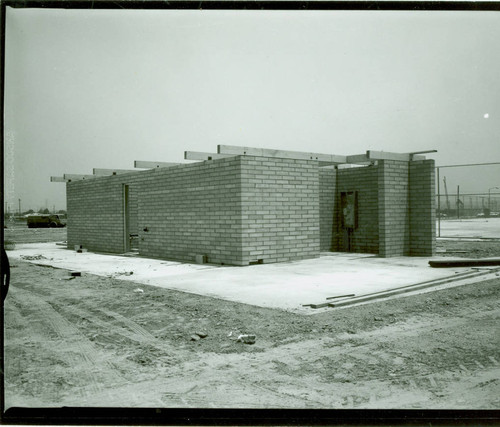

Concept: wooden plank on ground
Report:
left=326, top=294, right=355, bottom=300
left=429, top=258, right=500, bottom=268
left=308, top=302, right=331, bottom=309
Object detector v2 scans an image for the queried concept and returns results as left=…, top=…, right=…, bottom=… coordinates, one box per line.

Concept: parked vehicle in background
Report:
left=27, top=214, right=66, bottom=228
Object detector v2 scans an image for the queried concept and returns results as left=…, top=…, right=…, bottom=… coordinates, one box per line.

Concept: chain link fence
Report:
left=436, top=162, right=500, bottom=238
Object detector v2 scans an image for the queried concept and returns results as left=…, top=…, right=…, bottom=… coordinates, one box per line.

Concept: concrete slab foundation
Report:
left=9, top=243, right=494, bottom=313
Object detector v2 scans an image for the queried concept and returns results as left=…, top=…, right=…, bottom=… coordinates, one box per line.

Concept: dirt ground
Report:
left=3, top=227, right=500, bottom=410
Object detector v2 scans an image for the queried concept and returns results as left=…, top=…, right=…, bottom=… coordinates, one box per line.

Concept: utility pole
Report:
left=443, top=177, right=451, bottom=213
left=489, top=187, right=499, bottom=211
left=18, top=198, right=21, bottom=215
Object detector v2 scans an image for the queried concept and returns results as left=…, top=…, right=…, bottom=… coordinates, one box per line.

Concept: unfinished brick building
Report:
left=54, top=145, right=436, bottom=266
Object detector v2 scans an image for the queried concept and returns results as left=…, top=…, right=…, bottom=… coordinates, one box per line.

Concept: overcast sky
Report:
left=4, top=7, right=500, bottom=211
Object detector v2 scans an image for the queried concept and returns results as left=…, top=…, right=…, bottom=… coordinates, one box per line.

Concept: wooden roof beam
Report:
left=217, top=145, right=347, bottom=164
left=346, top=150, right=426, bottom=163
left=184, top=151, right=235, bottom=161
left=63, top=174, right=96, bottom=181
left=345, top=153, right=371, bottom=164
left=134, top=161, right=181, bottom=169
left=93, top=168, right=138, bottom=176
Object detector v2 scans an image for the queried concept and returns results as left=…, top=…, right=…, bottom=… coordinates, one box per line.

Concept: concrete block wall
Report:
left=66, top=174, right=140, bottom=253
left=378, top=160, right=410, bottom=257
left=136, top=157, right=244, bottom=265
left=67, top=154, right=435, bottom=263
left=333, top=165, right=379, bottom=254
left=239, top=156, right=320, bottom=264
left=319, top=168, right=337, bottom=251
left=409, top=160, right=436, bottom=256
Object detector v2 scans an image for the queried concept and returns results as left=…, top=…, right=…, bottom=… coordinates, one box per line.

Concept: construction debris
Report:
left=195, top=331, right=208, bottom=339
left=326, top=294, right=355, bottom=300
left=237, top=334, right=256, bottom=345
left=20, top=255, right=47, bottom=261
left=429, top=258, right=500, bottom=268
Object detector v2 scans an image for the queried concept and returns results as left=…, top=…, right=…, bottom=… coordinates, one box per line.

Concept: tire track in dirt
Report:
left=51, top=302, right=156, bottom=345
left=93, top=307, right=157, bottom=341
left=8, top=285, right=128, bottom=399
left=49, top=301, right=179, bottom=367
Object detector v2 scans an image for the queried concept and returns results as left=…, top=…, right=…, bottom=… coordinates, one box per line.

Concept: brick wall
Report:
left=409, top=160, right=436, bottom=256
left=67, top=176, right=129, bottom=253
left=333, top=165, right=379, bottom=254
left=378, top=160, right=410, bottom=257
left=136, top=157, right=244, bottom=265
left=319, top=168, right=337, bottom=251
left=67, top=154, right=435, bottom=262
left=239, top=156, right=320, bottom=264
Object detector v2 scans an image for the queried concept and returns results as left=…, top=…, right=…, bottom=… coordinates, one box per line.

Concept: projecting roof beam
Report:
left=408, top=150, right=437, bottom=155
left=368, top=150, right=425, bottom=161
left=50, top=176, right=68, bottom=182
left=63, top=174, right=96, bottom=180
left=345, top=154, right=371, bottom=164
left=93, top=168, right=138, bottom=176
left=408, top=149, right=437, bottom=160
left=346, top=151, right=426, bottom=163
left=134, top=161, right=181, bottom=169
left=217, top=145, right=347, bottom=164
left=184, top=151, right=235, bottom=161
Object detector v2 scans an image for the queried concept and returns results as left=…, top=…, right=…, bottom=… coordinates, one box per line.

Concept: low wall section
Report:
left=240, top=156, right=320, bottom=264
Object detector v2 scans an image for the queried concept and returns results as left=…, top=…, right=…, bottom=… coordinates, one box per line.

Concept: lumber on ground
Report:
left=429, top=258, right=500, bottom=268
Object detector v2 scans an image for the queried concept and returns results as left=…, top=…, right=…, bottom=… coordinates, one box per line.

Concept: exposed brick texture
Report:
left=240, top=156, right=320, bottom=264
left=67, top=155, right=435, bottom=263
left=334, top=165, right=379, bottom=254
left=319, top=168, right=337, bottom=251
left=136, top=157, right=244, bottom=265
left=67, top=156, right=321, bottom=265
left=378, top=160, right=410, bottom=257
left=67, top=177, right=128, bottom=253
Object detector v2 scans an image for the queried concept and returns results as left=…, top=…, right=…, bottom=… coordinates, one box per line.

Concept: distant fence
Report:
left=436, top=162, right=500, bottom=238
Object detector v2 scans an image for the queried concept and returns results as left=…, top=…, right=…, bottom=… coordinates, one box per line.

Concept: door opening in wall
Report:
left=340, top=191, right=358, bottom=252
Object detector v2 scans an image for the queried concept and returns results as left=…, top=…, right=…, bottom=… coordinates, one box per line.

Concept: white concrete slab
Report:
left=8, top=243, right=473, bottom=313
left=438, top=217, right=500, bottom=238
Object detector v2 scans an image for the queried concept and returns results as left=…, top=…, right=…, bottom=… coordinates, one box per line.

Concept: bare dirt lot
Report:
left=3, top=227, right=500, bottom=410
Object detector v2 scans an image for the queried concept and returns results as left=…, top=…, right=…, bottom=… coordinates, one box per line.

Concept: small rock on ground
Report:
left=237, top=334, right=256, bottom=345
left=195, top=331, right=208, bottom=338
